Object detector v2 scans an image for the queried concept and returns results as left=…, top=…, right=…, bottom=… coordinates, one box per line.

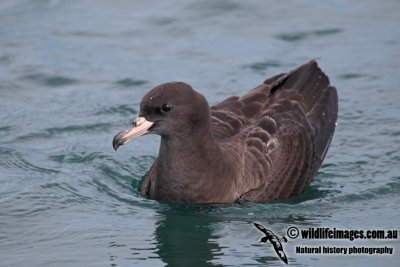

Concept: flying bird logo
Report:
left=254, top=223, right=288, bottom=264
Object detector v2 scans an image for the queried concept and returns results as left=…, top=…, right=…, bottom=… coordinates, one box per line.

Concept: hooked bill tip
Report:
left=112, top=135, right=122, bottom=151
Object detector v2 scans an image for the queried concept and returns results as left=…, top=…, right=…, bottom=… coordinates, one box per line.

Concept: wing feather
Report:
left=210, top=60, right=337, bottom=202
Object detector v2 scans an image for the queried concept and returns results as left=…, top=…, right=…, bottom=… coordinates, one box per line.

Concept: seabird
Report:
left=113, top=60, right=338, bottom=204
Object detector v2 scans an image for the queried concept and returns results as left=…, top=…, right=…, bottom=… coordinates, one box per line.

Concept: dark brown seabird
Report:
left=113, top=60, right=338, bottom=204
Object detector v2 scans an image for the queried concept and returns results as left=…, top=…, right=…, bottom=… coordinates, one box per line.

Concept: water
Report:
left=1, top=0, right=399, bottom=266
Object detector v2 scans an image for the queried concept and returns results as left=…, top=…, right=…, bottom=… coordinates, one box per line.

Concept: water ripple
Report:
left=186, top=0, right=241, bottom=17
left=337, top=73, right=379, bottom=81
left=94, top=104, right=138, bottom=116
left=16, top=123, right=112, bottom=141
left=0, top=126, right=14, bottom=139
left=20, top=73, right=78, bottom=87
left=0, top=147, right=59, bottom=174
left=115, top=78, right=148, bottom=87
left=244, top=60, right=283, bottom=72
left=335, top=177, right=400, bottom=203
left=49, top=151, right=110, bottom=164
left=2, top=181, right=97, bottom=217
left=276, top=28, right=342, bottom=42
left=95, top=155, right=156, bottom=202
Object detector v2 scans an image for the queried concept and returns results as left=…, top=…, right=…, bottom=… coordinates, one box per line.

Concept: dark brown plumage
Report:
left=112, top=60, right=338, bottom=203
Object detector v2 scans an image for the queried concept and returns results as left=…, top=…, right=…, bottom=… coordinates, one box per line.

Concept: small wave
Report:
left=337, top=73, right=365, bottom=80
left=95, top=104, right=138, bottom=116
left=148, top=17, right=177, bottom=26
left=337, top=73, right=378, bottom=80
left=244, top=60, right=282, bottom=72
left=116, top=78, right=148, bottom=87
left=87, top=154, right=158, bottom=207
left=62, top=31, right=109, bottom=38
left=49, top=151, right=109, bottom=164
left=0, top=126, right=14, bottom=139
left=0, top=54, right=12, bottom=65
left=21, top=73, right=78, bottom=87
left=275, top=183, right=335, bottom=205
left=313, top=28, right=343, bottom=36
left=276, top=28, right=342, bottom=42
left=0, top=126, right=13, bottom=132
left=186, top=0, right=241, bottom=17
left=2, top=181, right=98, bottom=218
left=0, top=147, right=59, bottom=174
left=90, top=177, right=144, bottom=207
left=98, top=155, right=155, bottom=192
left=336, top=184, right=398, bottom=203
left=16, top=123, right=112, bottom=141
left=368, top=177, right=400, bottom=196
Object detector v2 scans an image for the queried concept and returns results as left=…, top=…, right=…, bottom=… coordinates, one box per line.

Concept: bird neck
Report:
left=159, top=125, right=221, bottom=169
left=151, top=126, right=230, bottom=203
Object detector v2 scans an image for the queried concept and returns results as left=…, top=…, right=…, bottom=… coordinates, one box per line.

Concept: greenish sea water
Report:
left=0, top=0, right=399, bottom=266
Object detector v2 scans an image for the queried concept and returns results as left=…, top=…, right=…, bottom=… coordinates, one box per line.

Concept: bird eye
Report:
left=161, top=104, right=172, bottom=112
